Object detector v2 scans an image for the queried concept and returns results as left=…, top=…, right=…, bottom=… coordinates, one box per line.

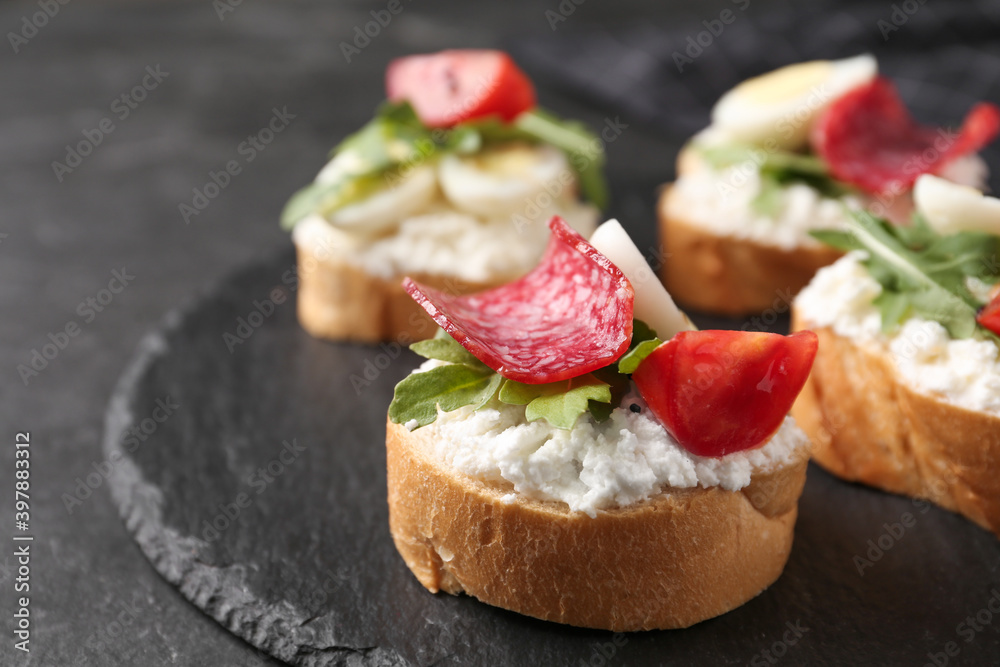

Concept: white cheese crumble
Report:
left=795, top=252, right=1000, bottom=415
left=667, top=138, right=987, bottom=250
left=419, top=389, right=808, bottom=517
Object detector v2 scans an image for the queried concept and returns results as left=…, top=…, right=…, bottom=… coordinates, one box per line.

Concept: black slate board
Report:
left=102, top=243, right=1000, bottom=666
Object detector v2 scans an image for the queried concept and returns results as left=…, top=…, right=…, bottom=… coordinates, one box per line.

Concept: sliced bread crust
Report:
left=385, top=418, right=809, bottom=630
left=790, top=313, right=1000, bottom=535
left=295, top=242, right=494, bottom=344
left=658, top=184, right=843, bottom=317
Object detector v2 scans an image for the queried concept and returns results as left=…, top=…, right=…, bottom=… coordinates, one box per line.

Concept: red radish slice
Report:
left=386, top=50, right=536, bottom=127
left=404, top=217, right=634, bottom=384
left=632, top=330, right=818, bottom=457
left=811, top=76, right=1000, bottom=195
left=978, top=294, right=1000, bottom=337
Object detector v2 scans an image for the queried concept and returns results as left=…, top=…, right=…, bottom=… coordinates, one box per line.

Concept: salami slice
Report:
left=403, top=217, right=634, bottom=384
left=811, top=76, right=1000, bottom=195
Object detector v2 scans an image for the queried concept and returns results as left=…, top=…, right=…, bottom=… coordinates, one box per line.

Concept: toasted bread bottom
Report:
left=791, top=315, right=1000, bottom=536
left=385, top=419, right=809, bottom=630
left=295, top=242, right=494, bottom=344
left=658, top=186, right=843, bottom=317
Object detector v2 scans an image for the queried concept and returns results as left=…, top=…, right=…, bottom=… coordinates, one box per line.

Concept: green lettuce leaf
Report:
left=388, top=364, right=502, bottom=429
left=410, top=333, right=486, bottom=368
left=498, top=375, right=612, bottom=429
left=617, top=338, right=661, bottom=374
left=696, top=143, right=852, bottom=216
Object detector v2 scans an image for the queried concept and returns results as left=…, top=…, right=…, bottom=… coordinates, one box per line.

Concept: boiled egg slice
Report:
left=711, top=54, right=877, bottom=150
left=438, top=142, right=569, bottom=218
left=913, top=174, right=1000, bottom=235
left=321, top=164, right=438, bottom=234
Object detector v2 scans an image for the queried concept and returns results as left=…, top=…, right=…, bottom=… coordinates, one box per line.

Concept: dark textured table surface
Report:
left=4, top=1, right=1000, bottom=665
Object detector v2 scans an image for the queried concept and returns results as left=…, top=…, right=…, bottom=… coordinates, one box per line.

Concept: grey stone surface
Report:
left=4, top=0, right=1000, bottom=665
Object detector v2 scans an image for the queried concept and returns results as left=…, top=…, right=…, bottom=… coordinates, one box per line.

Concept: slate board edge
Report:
left=100, top=248, right=410, bottom=667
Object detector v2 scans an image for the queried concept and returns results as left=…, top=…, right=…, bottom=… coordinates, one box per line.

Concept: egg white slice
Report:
left=323, top=164, right=438, bottom=234
left=438, top=143, right=570, bottom=218
left=588, top=219, right=695, bottom=340
left=711, top=54, right=877, bottom=151
left=913, top=174, right=1000, bottom=235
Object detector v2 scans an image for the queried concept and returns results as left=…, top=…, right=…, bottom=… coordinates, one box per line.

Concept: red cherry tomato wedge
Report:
left=632, top=330, right=818, bottom=458
left=977, top=294, right=1000, bottom=337
left=386, top=50, right=536, bottom=127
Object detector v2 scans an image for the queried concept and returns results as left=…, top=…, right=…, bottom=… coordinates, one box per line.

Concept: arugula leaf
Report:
left=696, top=143, right=852, bottom=215
left=617, top=339, right=662, bottom=374
left=629, top=319, right=658, bottom=347
left=499, top=375, right=612, bottom=429
left=513, top=109, right=608, bottom=209
left=410, top=335, right=486, bottom=368
left=389, top=364, right=502, bottom=428
left=281, top=102, right=610, bottom=230
left=810, top=212, right=1000, bottom=340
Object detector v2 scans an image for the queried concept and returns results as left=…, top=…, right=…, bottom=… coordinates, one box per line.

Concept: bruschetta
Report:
left=282, top=50, right=606, bottom=342
left=660, top=55, right=999, bottom=316
left=386, top=217, right=818, bottom=630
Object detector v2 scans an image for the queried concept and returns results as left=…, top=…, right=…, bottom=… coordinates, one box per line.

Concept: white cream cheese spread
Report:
left=412, top=363, right=808, bottom=517
left=795, top=252, right=1000, bottom=415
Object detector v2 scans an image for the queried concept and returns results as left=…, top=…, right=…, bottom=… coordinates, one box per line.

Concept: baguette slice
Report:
left=790, top=313, right=1000, bottom=535
left=295, top=242, right=495, bottom=343
left=385, top=418, right=809, bottom=631
left=658, top=183, right=843, bottom=317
